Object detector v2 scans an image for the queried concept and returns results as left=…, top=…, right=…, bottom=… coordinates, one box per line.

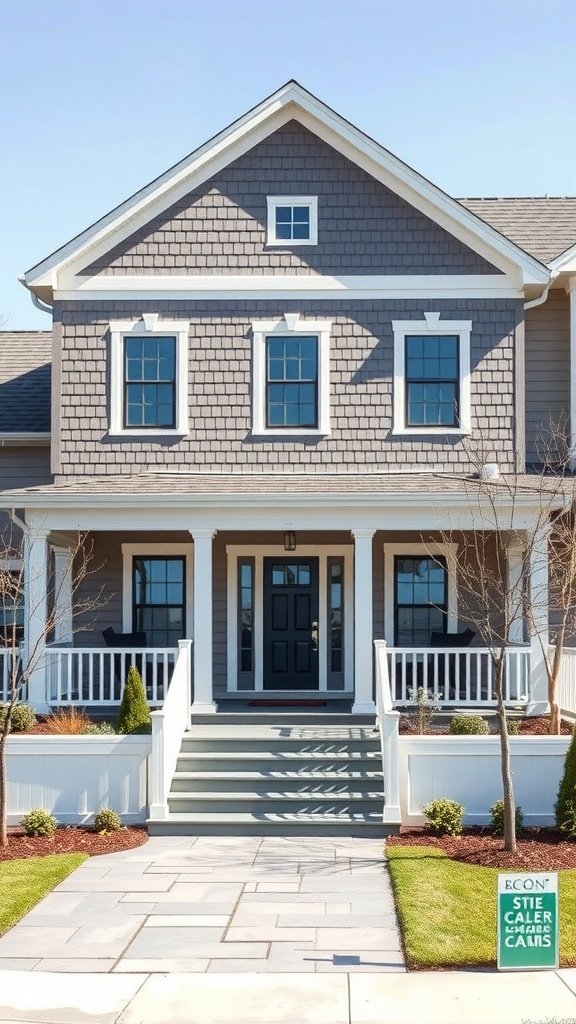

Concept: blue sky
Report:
left=2, top=0, right=576, bottom=328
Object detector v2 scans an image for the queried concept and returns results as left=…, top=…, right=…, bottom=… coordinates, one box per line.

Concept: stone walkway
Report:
left=0, top=835, right=405, bottom=974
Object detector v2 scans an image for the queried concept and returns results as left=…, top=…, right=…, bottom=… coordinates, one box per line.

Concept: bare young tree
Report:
left=433, top=437, right=571, bottom=852
left=0, top=515, right=105, bottom=847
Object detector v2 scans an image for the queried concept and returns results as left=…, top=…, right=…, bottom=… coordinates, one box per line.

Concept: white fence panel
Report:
left=6, top=735, right=151, bottom=824
left=399, top=735, right=570, bottom=827
left=555, top=647, right=576, bottom=716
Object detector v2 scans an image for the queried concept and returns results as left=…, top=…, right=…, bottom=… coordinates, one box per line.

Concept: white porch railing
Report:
left=553, top=646, right=576, bottom=716
left=149, top=639, right=192, bottom=820
left=46, top=647, right=178, bottom=706
left=0, top=649, right=21, bottom=703
left=387, top=646, right=531, bottom=706
left=374, top=640, right=401, bottom=826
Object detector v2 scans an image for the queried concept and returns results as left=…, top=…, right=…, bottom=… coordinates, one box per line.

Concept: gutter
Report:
left=524, top=271, right=558, bottom=310
left=0, top=434, right=51, bottom=447
left=17, top=275, right=53, bottom=315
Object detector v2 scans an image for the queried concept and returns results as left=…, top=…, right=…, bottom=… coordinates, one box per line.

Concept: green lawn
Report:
left=0, top=854, right=88, bottom=936
left=387, top=846, right=576, bottom=969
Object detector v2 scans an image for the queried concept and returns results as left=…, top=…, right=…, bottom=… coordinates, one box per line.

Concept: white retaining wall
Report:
left=6, top=736, right=151, bottom=825
left=399, top=735, right=571, bottom=827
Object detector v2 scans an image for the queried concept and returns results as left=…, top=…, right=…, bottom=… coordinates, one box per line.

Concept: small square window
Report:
left=267, top=197, right=318, bottom=246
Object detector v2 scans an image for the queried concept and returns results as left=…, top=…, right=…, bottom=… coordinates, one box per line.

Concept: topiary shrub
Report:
left=94, top=808, right=122, bottom=833
left=116, top=666, right=151, bottom=735
left=507, top=718, right=520, bottom=735
left=0, top=703, right=36, bottom=733
left=83, top=721, right=116, bottom=735
left=490, top=799, right=523, bottom=837
left=423, top=798, right=464, bottom=836
left=21, top=808, right=57, bottom=837
left=555, top=728, right=576, bottom=836
left=449, top=715, right=489, bottom=736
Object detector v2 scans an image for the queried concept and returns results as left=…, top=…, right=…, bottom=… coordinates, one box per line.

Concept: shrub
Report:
left=555, top=729, right=576, bottom=836
left=94, top=808, right=122, bottom=833
left=423, top=798, right=464, bottom=836
left=116, top=666, right=151, bottom=735
left=44, top=707, right=91, bottom=734
left=507, top=718, right=520, bottom=735
left=408, top=686, right=442, bottom=734
left=0, top=703, right=36, bottom=733
left=490, top=799, right=523, bottom=837
left=83, top=721, right=116, bottom=735
left=449, top=714, right=489, bottom=736
left=21, top=808, right=57, bottom=837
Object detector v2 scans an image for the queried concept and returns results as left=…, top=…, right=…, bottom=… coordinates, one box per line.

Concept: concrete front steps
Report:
left=147, top=711, right=391, bottom=836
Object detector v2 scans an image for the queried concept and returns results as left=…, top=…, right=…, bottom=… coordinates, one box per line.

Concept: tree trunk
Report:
left=496, top=658, right=516, bottom=853
left=549, top=627, right=566, bottom=736
left=0, top=730, right=7, bottom=848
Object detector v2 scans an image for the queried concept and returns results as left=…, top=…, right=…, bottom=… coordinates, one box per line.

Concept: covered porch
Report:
left=5, top=488, right=550, bottom=716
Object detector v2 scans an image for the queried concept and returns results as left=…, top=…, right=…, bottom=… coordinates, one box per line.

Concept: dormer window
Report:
left=266, top=196, right=318, bottom=246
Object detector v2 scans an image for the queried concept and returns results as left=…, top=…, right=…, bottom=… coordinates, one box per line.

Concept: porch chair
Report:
left=430, top=628, right=476, bottom=702
left=102, top=628, right=148, bottom=700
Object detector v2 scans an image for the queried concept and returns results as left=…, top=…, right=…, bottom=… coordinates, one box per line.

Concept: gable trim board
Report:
left=23, top=82, right=549, bottom=299
left=55, top=273, right=523, bottom=302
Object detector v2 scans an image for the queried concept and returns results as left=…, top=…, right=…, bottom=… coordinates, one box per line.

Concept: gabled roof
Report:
left=23, top=81, right=549, bottom=297
left=0, top=332, right=51, bottom=436
left=459, top=197, right=576, bottom=264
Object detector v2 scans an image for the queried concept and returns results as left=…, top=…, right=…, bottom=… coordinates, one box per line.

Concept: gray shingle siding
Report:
left=525, top=291, right=570, bottom=464
left=82, top=122, right=499, bottom=277
left=54, top=297, right=521, bottom=479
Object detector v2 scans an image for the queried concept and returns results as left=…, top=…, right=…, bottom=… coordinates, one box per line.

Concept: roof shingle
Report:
left=0, top=332, right=52, bottom=433
left=458, top=197, right=576, bottom=264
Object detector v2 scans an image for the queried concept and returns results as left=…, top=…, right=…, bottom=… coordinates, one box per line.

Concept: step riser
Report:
left=191, top=714, right=376, bottom=727
left=180, top=740, right=379, bottom=754
left=148, top=821, right=396, bottom=837
left=171, top=778, right=382, bottom=794
left=168, top=798, right=383, bottom=814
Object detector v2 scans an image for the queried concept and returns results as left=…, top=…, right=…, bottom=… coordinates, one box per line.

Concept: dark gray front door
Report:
left=263, top=558, right=319, bottom=690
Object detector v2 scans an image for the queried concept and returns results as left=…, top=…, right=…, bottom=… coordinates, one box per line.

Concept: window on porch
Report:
left=132, top=557, right=185, bottom=647
left=394, top=556, right=447, bottom=646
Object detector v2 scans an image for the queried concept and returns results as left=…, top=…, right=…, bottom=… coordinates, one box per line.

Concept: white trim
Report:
left=251, top=314, right=332, bottom=437
left=550, top=243, right=576, bottom=273
left=55, top=273, right=523, bottom=302
left=266, top=196, right=318, bottom=246
left=109, top=317, right=189, bottom=438
left=392, top=312, right=472, bottom=436
left=0, top=433, right=51, bottom=446
left=226, top=543, right=353, bottom=695
left=121, top=542, right=194, bottom=637
left=25, top=83, right=548, bottom=291
left=568, top=277, right=576, bottom=468
left=383, top=542, right=458, bottom=644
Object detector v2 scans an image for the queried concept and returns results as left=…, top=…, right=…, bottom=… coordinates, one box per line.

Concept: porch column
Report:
left=51, top=545, right=73, bottom=644
left=190, top=528, right=217, bottom=714
left=25, top=525, right=49, bottom=712
left=352, top=528, right=376, bottom=715
left=506, top=543, right=525, bottom=645
left=527, top=522, right=550, bottom=716
left=568, top=276, right=576, bottom=469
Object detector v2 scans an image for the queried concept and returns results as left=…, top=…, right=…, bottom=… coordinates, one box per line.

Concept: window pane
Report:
left=276, top=207, right=292, bottom=223
left=133, top=557, right=185, bottom=647
left=124, top=336, right=176, bottom=429
left=394, top=556, right=448, bottom=646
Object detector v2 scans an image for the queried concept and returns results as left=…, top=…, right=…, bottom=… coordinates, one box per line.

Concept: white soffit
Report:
left=24, top=81, right=549, bottom=292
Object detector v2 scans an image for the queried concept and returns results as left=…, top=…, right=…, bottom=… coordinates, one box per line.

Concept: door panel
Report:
left=263, top=558, right=319, bottom=690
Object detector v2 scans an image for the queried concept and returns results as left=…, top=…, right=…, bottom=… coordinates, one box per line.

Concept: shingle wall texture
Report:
left=82, top=122, right=499, bottom=277
left=54, top=297, right=521, bottom=478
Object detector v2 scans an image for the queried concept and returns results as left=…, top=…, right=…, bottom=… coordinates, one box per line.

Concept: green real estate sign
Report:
left=497, top=872, right=558, bottom=970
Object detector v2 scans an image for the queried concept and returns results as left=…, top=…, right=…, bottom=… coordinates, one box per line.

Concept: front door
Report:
left=263, top=558, right=319, bottom=690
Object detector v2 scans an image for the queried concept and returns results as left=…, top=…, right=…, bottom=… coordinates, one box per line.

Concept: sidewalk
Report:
left=2, top=967, right=576, bottom=1023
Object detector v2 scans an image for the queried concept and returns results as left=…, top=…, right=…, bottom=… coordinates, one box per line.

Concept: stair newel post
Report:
left=149, top=708, right=168, bottom=820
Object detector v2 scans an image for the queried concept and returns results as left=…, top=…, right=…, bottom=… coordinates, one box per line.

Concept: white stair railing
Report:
left=374, top=639, right=401, bottom=826
left=387, top=646, right=530, bottom=706
left=554, top=646, right=576, bottom=717
left=149, top=639, right=192, bottom=820
left=46, top=647, right=177, bottom=706
left=0, top=649, right=20, bottom=702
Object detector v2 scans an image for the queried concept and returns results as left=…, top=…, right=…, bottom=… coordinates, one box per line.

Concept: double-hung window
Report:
left=251, top=315, right=331, bottom=436
left=266, top=197, right=318, bottom=246
left=392, top=313, right=471, bottom=435
left=110, top=316, right=190, bottom=436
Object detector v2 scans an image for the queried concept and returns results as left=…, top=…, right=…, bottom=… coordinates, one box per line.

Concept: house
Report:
left=1, top=81, right=575, bottom=832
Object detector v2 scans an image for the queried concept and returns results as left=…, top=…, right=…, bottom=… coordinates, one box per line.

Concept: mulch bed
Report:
left=388, top=827, right=576, bottom=870
left=399, top=715, right=573, bottom=736
left=0, top=826, right=149, bottom=862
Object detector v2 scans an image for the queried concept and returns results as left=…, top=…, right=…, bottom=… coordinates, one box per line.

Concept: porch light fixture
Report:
left=284, top=531, right=296, bottom=551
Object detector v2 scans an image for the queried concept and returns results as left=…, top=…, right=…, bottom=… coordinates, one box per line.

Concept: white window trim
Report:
left=109, top=314, right=190, bottom=438
left=383, top=541, right=458, bottom=645
left=226, top=544, right=353, bottom=694
left=266, top=196, right=318, bottom=246
left=251, top=313, right=332, bottom=437
left=121, top=542, right=194, bottom=638
left=392, top=311, right=471, bottom=436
